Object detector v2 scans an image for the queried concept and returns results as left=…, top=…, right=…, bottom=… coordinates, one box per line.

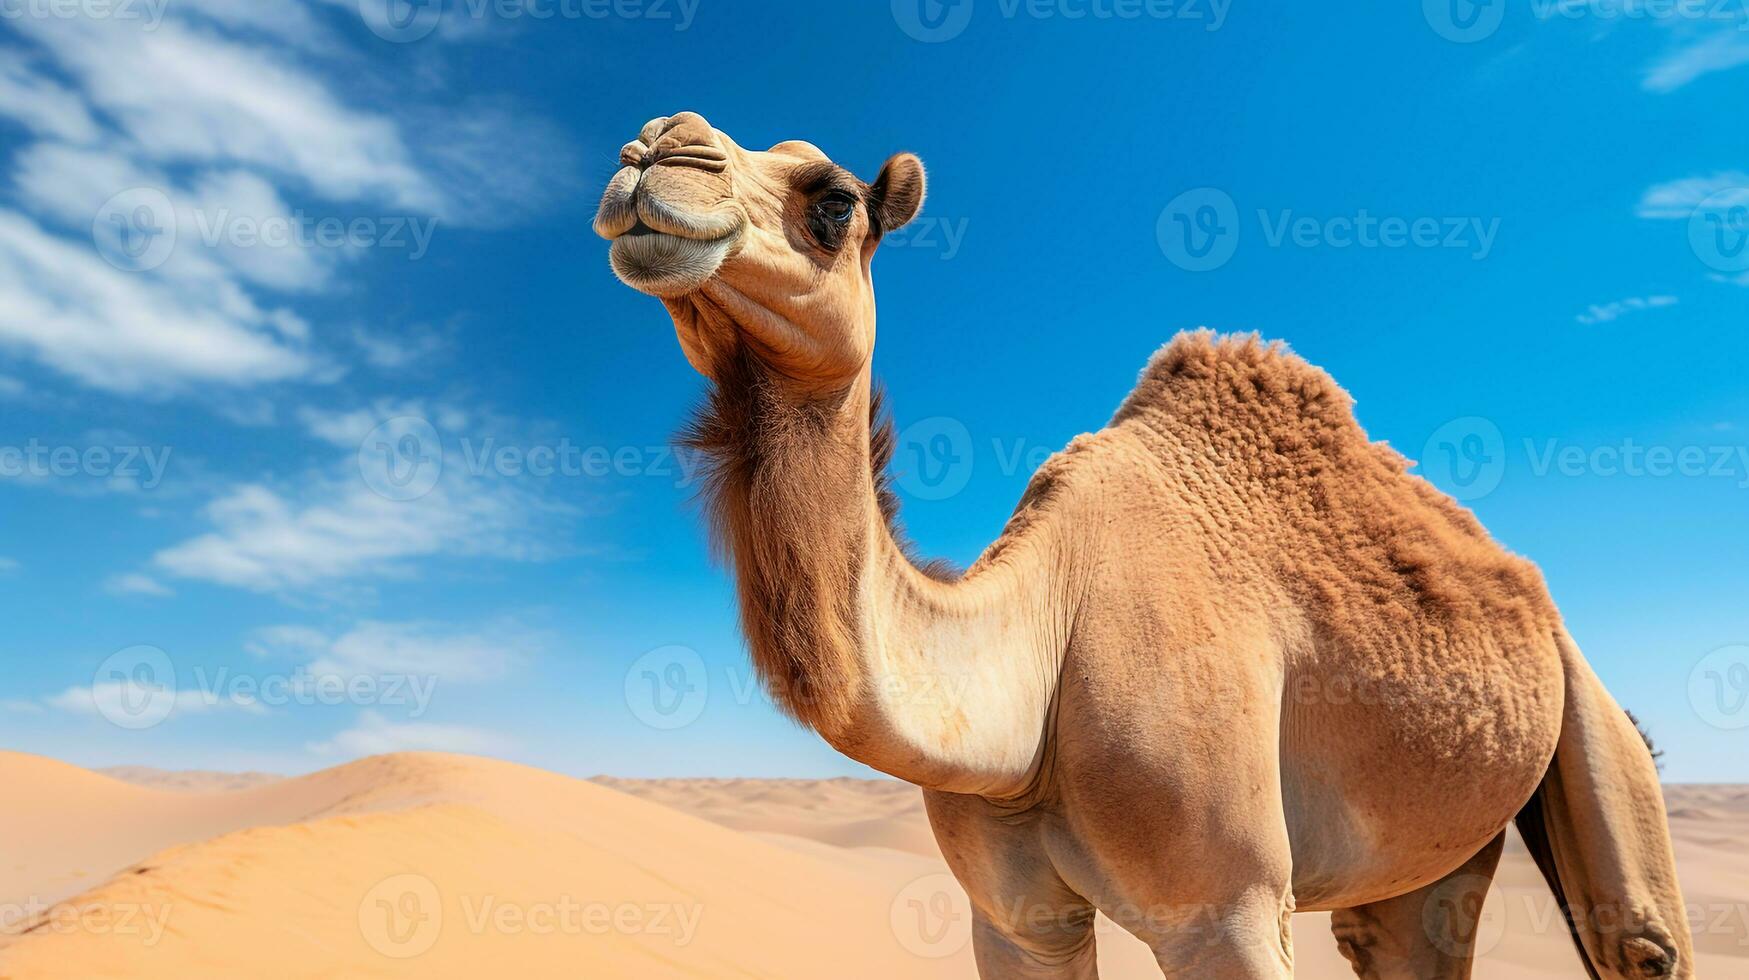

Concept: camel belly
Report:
left=1276, top=634, right=1564, bottom=911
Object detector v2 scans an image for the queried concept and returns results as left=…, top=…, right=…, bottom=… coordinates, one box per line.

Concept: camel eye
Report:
left=818, top=194, right=855, bottom=224
left=807, top=192, right=858, bottom=247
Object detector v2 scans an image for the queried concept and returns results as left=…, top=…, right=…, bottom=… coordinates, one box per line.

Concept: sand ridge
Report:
left=2, top=752, right=1745, bottom=978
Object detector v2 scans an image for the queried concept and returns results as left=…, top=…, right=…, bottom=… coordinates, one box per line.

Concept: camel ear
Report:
left=870, top=153, right=926, bottom=234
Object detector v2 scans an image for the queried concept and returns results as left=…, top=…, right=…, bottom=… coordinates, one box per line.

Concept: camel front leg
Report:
left=1329, top=832, right=1505, bottom=979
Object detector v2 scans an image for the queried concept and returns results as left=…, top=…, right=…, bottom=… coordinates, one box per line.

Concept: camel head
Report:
left=594, top=112, right=926, bottom=391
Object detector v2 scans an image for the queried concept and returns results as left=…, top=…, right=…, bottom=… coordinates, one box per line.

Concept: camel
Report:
left=594, top=111, right=1694, bottom=979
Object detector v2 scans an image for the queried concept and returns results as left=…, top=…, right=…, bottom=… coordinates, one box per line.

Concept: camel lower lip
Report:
left=609, top=229, right=738, bottom=298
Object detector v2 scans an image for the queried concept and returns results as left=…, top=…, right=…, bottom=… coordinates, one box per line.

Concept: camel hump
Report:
left=1114, top=330, right=1359, bottom=436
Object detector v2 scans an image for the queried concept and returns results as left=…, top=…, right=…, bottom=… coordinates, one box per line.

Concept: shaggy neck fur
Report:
left=683, top=348, right=1081, bottom=796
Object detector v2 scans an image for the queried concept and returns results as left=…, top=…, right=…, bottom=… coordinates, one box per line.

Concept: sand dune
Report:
left=2, top=752, right=1744, bottom=978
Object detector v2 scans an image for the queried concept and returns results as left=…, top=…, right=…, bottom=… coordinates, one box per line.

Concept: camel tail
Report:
left=1513, top=632, right=1696, bottom=979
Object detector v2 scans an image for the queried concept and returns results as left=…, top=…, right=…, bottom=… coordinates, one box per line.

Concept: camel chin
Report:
left=609, top=229, right=736, bottom=298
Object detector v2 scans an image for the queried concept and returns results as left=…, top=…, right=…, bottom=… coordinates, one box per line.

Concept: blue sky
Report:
left=1, top=1, right=1746, bottom=782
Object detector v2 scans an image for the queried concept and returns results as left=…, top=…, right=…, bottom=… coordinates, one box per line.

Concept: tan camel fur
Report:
left=595, top=112, right=1694, bottom=979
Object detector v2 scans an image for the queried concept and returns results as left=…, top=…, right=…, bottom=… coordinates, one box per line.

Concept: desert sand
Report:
left=2, top=751, right=1744, bottom=978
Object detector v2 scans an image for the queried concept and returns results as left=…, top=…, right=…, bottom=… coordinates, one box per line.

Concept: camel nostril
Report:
left=1621, top=936, right=1676, bottom=978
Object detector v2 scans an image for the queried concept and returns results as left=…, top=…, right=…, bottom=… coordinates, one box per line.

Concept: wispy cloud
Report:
left=0, top=209, right=318, bottom=394
left=1637, top=172, right=1749, bottom=219
left=149, top=475, right=563, bottom=595
left=104, top=572, right=175, bottom=598
left=0, top=557, right=20, bottom=575
left=247, top=619, right=538, bottom=684
left=45, top=679, right=262, bottom=718
left=307, top=709, right=514, bottom=756
left=1643, top=21, right=1749, bottom=92
left=0, top=4, right=576, bottom=399
left=1575, top=295, right=1679, bottom=325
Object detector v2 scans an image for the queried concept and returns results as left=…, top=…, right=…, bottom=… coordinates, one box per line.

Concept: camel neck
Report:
left=684, top=351, right=1082, bottom=796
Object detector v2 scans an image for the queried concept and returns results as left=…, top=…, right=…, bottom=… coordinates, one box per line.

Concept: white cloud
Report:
left=46, top=679, right=262, bottom=718
left=1644, top=24, right=1749, bottom=92
left=296, top=399, right=470, bottom=449
left=314, top=620, right=530, bottom=683
left=0, top=376, right=23, bottom=400
left=149, top=473, right=563, bottom=594
left=1637, top=172, right=1749, bottom=219
left=350, top=324, right=451, bottom=370
left=1575, top=295, right=1679, bottom=325
left=307, top=709, right=514, bottom=756
left=0, top=209, right=317, bottom=394
left=0, top=5, right=575, bottom=398
left=104, top=572, right=174, bottom=598
left=0, top=557, right=20, bottom=575
left=244, top=624, right=334, bottom=659
left=8, top=16, right=442, bottom=213
left=0, top=58, right=102, bottom=143
left=246, top=620, right=534, bottom=684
